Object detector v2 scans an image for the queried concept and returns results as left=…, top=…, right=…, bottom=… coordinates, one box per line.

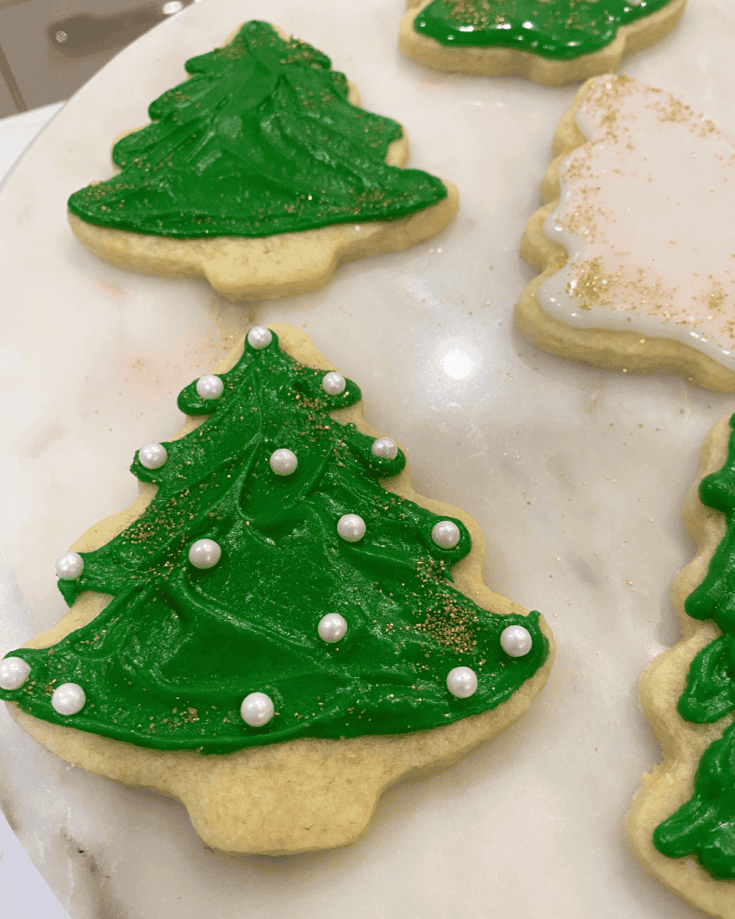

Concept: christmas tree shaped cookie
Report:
left=399, top=0, right=686, bottom=85
left=0, top=325, right=553, bottom=855
left=628, top=414, right=735, bottom=918
left=518, top=74, right=735, bottom=391
left=68, top=21, right=459, bottom=301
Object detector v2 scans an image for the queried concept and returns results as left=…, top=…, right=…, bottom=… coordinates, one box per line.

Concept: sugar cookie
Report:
left=68, top=21, right=458, bottom=301
left=0, top=325, right=554, bottom=855
left=399, top=0, right=685, bottom=86
left=518, top=74, right=735, bottom=391
left=629, top=414, right=735, bottom=918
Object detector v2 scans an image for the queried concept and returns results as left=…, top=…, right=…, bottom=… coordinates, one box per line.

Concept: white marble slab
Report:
left=0, top=0, right=731, bottom=916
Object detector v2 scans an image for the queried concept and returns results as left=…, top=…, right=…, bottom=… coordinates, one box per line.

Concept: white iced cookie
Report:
left=517, top=74, right=735, bottom=391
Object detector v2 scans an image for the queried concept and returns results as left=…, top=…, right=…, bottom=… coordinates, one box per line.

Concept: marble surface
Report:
left=0, top=0, right=732, bottom=916
left=0, top=103, right=72, bottom=919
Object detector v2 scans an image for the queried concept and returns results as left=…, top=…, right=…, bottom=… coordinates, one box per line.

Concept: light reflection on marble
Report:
left=0, top=0, right=732, bottom=916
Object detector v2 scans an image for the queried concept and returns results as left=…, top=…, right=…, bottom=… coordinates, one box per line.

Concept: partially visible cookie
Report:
left=68, top=21, right=458, bottom=301
left=517, top=74, right=735, bottom=391
left=399, top=0, right=686, bottom=86
left=628, top=414, right=735, bottom=918
left=0, top=324, right=553, bottom=855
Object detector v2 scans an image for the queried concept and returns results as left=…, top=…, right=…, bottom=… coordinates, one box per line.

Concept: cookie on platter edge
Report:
left=517, top=73, right=735, bottom=391
left=628, top=414, right=735, bottom=919
left=399, top=0, right=686, bottom=86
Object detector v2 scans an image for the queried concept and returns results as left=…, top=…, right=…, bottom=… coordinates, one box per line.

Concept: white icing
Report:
left=537, top=75, right=735, bottom=366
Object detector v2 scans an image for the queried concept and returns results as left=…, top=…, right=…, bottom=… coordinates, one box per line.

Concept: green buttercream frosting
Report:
left=654, top=414, right=735, bottom=877
left=0, top=331, right=548, bottom=753
left=653, top=723, right=735, bottom=880
left=67, top=21, right=448, bottom=238
left=413, top=0, right=674, bottom=59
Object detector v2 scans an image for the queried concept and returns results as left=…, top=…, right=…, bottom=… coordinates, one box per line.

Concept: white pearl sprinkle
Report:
left=0, top=657, right=31, bottom=691
left=500, top=625, right=533, bottom=658
left=269, top=448, right=298, bottom=476
left=52, top=682, right=86, bottom=715
left=322, top=371, right=346, bottom=395
left=240, top=691, right=275, bottom=726
left=139, top=442, right=168, bottom=470
left=337, top=514, right=366, bottom=543
left=247, top=326, right=273, bottom=350
left=318, top=613, right=348, bottom=643
left=196, top=374, right=224, bottom=400
left=371, top=436, right=398, bottom=460
left=188, top=538, right=222, bottom=569
left=432, top=520, right=460, bottom=549
left=446, top=666, right=478, bottom=699
left=55, top=551, right=84, bottom=580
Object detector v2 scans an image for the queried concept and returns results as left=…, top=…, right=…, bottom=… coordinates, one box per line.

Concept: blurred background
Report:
left=0, top=0, right=196, bottom=117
